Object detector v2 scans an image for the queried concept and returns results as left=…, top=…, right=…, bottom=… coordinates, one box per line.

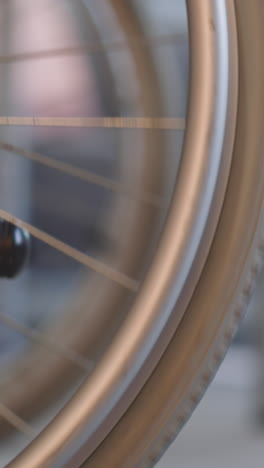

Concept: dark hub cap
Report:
left=0, top=220, right=30, bottom=278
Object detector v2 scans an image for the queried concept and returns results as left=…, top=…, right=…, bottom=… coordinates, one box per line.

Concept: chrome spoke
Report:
left=0, top=210, right=139, bottom=292
left=0, top=141, right=164, bottom=207
left=0, top=313, right=93, bottom=372
left=0, top=116, right=185, bottom=130
left=0, top=33, right=186, bottom=64
left=0, top=403, right=36, bottom=438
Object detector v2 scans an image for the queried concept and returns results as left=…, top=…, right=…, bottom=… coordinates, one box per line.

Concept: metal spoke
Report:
left=0, top=210, right=139, bottom=292
left=0, top=403, right=36, bottom=438
left=0, top=141, right=164, bottom=207
left=0, top=312, right=93, bottom=372
left=0, top=116, right=185, bottom=130
left=0, top=33, right=186, bottom=64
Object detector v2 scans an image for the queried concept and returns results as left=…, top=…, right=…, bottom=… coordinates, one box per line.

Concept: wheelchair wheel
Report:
left=0, top=1, right=264, bottom=467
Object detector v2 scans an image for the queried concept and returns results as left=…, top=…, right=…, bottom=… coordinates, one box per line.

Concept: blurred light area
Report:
left=9, top=0, right=100, bottom=142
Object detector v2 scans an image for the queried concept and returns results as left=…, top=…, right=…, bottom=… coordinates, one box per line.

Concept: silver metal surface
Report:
left=9, top=1, right=238, bottom=466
